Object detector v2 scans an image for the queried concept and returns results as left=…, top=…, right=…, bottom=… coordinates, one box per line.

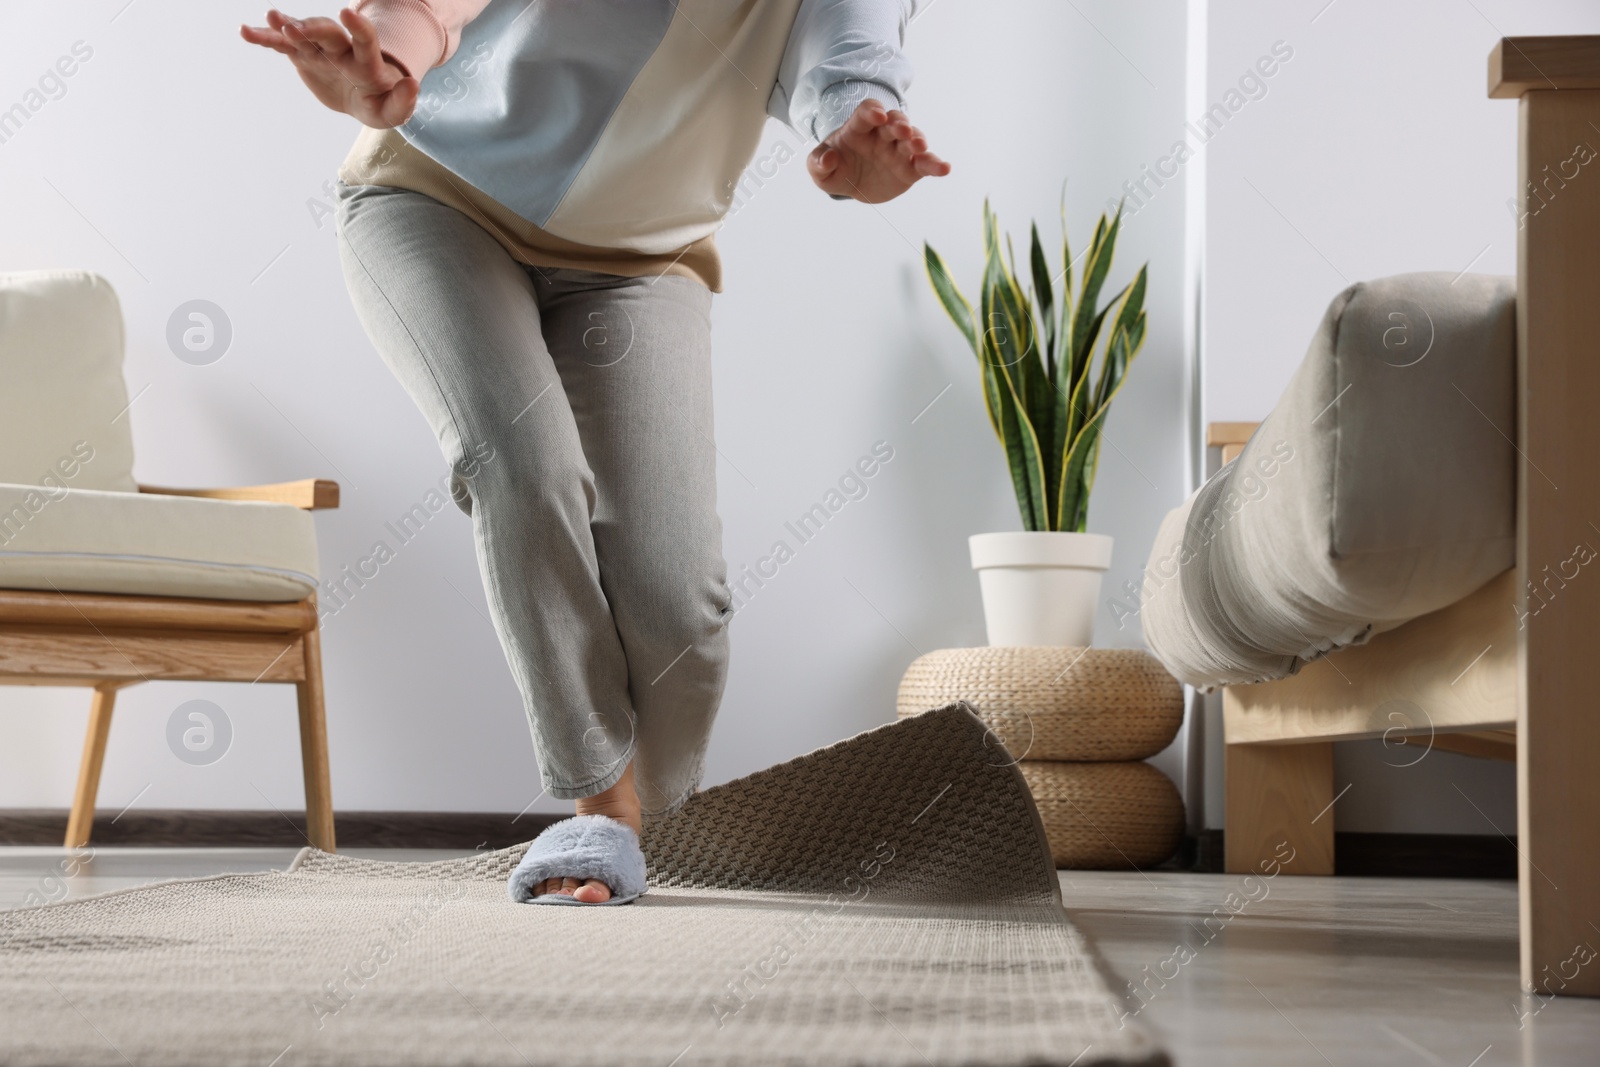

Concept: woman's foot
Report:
left=532, top=762, right=642, bottom=904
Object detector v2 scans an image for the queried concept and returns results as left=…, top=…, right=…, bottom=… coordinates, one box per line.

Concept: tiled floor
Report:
left=2, top=848, right=1596, bottom=1064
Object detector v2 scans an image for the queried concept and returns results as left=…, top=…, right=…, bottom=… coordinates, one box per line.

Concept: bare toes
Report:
left=573, top=879, right=612, bottom=904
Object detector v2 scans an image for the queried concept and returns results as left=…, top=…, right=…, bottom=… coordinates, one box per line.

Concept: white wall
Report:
left=0, top=2, right=1195, bottom=819
left=1198, top=0, right=1599, bottom=833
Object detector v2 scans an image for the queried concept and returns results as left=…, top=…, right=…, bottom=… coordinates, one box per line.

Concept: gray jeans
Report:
left=334, top=181, right=732, bottom=816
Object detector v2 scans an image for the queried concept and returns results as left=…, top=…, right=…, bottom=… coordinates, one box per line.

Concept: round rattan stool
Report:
left=897, top=646, right=1182, bottom=761
left=1018, top=760, right=1184, bottom=869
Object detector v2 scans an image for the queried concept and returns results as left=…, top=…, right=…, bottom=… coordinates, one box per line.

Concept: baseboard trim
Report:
left=1333, top=831, right=1517, bottom=879
left=0, top=809, right=561, bottom=850
left=0, top=812, right=1520, bottom=877
left=1185, top=829, right=1517, bottom=879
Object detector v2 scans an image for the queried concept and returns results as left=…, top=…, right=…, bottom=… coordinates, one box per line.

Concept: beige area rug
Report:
left=0, top=704, right=1166, bottom=1067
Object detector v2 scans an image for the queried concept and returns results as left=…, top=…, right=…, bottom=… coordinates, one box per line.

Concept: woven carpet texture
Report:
left=0, top=704, right=1166, bottom=1067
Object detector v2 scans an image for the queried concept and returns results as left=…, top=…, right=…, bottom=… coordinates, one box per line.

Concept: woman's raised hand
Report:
left=808, top=99, right=951, bottom=204
left=240, top=8, right=420, bottom=128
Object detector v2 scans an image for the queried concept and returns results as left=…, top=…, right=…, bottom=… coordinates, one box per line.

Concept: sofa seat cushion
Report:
left=0, top=484, right=319, bottom=602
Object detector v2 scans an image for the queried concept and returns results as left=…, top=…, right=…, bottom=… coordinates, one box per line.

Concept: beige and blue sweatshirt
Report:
left=338, top=0, right=922, bottom=290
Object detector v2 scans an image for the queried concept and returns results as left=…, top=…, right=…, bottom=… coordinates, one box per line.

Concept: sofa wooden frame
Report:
left=1216, top=36, right=1600, bottom=997
left=0, top=478, right=339, bottom=853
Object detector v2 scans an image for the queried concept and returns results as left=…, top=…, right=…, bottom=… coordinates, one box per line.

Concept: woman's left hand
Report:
left=808, top=99, right=951, bottom=204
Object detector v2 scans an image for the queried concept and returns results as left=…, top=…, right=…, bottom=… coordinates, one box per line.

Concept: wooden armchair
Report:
left=0, top=271, right=338, bottom=851
left=1217, top=37, right=1600, bottom=998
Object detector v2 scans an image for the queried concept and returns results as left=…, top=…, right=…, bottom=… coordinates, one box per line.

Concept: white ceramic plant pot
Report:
left=969, top=531, right=1114, bottom=647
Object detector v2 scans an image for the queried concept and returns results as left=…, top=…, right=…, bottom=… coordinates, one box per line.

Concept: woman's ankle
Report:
left=576, top=801, right=642, bottom=836
left=574, top=762, right=642, bottom=834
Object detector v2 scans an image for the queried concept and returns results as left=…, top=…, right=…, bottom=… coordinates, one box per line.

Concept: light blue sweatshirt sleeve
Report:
left=768, top=0, right=922, bottom=142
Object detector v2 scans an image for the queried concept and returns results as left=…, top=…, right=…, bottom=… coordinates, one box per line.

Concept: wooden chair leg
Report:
left=65, top=685, right=119, bottom=849
left=295, top=621, right=336, bottom=853
left=1225, top=741, right=1335, bottom=876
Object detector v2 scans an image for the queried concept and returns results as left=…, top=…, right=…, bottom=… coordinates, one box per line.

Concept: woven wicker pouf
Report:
left=897, top=646, right=1186, bottom=869
left=896, top=646, right=1181, bottom=761
left=1017, top=761, right=1184, bottom=869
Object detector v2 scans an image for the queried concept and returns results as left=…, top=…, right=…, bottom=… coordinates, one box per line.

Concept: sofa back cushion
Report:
left=1142, top=272, right=1517, bottom=688
left=0, top=270, right=137, bottom=493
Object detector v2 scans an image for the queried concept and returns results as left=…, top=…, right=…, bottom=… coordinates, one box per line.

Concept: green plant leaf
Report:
left=983, top=312, right=1047, bottom=530
left=1049, top=371, right=1072, bottom=531
left=927, top=238, right=1002, bottom=442
left=923, top=243, right=977, bottom=355
left=981, top=213, right=1053, bottom=528
left=1056, top=363, right=1097, bottom=529
left=1057, top=186, right=1074, bottom=340
left=1061, top=298, right=1113, bottom=445
left=1009, top=411, right=1050, bottom=531
left=926, top=193, right=1148, bottom=535
left=976, top=355, right=1003, bottom=441
left=1100, top=308, right=1150, bottom=413
left=1094, top=325, right=1127, bottom=413
left=993, top=250, right=1049, bottom=430
left=976, top=254, right=1006, bottom=445
left=1104, top=265, right=1146, bottom=380
left=1113, top=263, right=1148, bottom=343
left=1063, top=318, right=1150, bottom=529
left=1093, top=274, right=1147, bottom=414
left=990, top=364, right=1041, bottom=530
left=1058, top=403, right=1109, bottom=533
left=1070, top=432, right=1103, bottom=531
left=1068, top=206, right=1123, bottom=386
left=1029, top=222, right=1056, bottom=382
left=1049, top=201, right=1075, bottom=522
left=988, top=214, right=1055, bottom=528
left=976, top=237, right=1046, bottom=529
left=1127, top=308, right=1147, bottom=355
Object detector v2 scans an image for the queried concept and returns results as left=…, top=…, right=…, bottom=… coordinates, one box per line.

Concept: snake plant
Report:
left=925, top=199, right=1147, bottom=533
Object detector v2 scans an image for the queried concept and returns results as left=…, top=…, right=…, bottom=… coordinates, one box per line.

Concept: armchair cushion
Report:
left=0, top=483, right=319, bottom=602
left=0, top=270, right=138, bottom=493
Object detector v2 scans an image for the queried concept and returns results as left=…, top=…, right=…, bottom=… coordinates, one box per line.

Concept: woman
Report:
left=242, top=0, right=948, bottom=905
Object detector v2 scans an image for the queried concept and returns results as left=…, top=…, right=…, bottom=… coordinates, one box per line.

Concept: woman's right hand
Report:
left=241, top=8, right=420, bottom=128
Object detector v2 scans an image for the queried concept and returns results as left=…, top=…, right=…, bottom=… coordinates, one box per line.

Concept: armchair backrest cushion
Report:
left=0, top=270, right=137, bottom=493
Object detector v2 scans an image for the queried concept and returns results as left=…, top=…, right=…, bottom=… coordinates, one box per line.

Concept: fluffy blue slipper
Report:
left=507, top=814, right=648, bottom=906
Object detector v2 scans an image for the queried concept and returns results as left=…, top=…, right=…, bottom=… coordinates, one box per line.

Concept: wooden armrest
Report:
left=1489, top=35, right=1600, bottom=98
left=138, top=478, right=340, bottom=510
left=1208, top=421, right=1261, bottom=466
left=1206, top=421, right=1260, bottom=448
